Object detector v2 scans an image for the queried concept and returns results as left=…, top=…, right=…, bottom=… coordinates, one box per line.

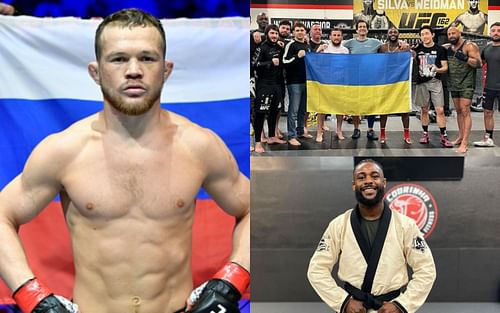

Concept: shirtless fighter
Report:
left=0, top=9, right=249, bottom=313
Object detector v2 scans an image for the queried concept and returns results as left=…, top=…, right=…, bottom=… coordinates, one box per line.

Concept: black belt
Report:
left=344, top=282, right=401, bottom=310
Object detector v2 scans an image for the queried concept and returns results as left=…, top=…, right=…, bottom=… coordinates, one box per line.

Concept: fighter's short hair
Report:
left=95, top=8, right=165, bottom=61
left=355, top=20, right=369, bottom=30
left=353, top=159, right=384, bottom=176
left=265, top=24, right=279, bottom=36
left=491, top=22, right=500, bottom=28
left=419, top=25, right=434, bottom=35
left=293, top=22, right=306, bottom=31
left=279, top=20, right=291, bottom=27
left=330, top=27, right=343, bottom=36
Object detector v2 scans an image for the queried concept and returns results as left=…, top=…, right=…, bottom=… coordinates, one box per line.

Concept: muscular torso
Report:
left=456, top=11, right=487, bottom=34
left=59, top=111, right=207, bottom=313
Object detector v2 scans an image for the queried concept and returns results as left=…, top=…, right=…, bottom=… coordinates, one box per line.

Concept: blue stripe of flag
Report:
left=0, top=98, right=249, bottom=199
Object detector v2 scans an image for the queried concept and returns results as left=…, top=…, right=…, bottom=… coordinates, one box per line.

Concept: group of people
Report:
left=251, top=12, right=500, bottom=154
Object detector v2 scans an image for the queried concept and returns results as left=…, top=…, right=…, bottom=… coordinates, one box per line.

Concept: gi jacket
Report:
left=307, top=206, right=436, bottom=313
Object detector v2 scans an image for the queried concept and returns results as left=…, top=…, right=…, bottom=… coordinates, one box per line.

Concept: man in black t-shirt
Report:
left=413, top=26, right=454, bottom=148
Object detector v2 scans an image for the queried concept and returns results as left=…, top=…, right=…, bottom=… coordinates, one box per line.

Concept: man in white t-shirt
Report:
left=316, top=28, right=350, bottom=142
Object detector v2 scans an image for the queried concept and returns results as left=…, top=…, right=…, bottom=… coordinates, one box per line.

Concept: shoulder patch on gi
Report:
left=316, top=235, right=330, bottom=252
left=412, top=236, right=427, bottom=252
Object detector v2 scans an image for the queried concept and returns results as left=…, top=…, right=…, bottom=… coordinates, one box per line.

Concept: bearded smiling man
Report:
left=0, top=8, right=249, bottom=313
left=308, top=159, right=436, bottom=313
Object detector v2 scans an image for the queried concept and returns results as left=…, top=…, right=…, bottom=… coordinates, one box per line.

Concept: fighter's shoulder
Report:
left=464, top=40, right=480, bottom=50
left=329, top=209, right=354, bottom=228
left=57, top=113, right=101, bottom=145
left=453, top=12, right=466, bottom=21
left=343, top=38, right=353, bottom=45
left=482, top=43, right=493, bottom=54
left=166, top=110, right=224, bottom=153
left=391, top=209, right=419, bottom=229
left=378, top=43, right=389, bottom=52
left=27, top=114, right=99, bottom=170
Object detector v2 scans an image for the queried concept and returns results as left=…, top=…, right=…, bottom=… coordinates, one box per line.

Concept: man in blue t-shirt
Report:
left=343, top=20, right=382, bottom=140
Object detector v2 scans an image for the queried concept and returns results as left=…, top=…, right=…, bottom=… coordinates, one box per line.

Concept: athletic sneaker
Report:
left=473, top=134, right=495, bottom=147
left=440, top=134, right=453, bottom=148
left=380, top=135, right=386, bottom=144
left=367, top=130, right=378, bottom=140
left=419, top=133, right=429, bottom=144
left=352, top=128, right=361, bottom=139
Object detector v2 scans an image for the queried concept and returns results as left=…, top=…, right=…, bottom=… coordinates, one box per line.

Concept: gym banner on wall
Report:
left=353, top=0, right=488, bottom=34
left=270, top=17, right=352, bottom=30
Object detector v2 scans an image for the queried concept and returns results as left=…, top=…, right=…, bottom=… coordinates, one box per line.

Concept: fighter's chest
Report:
left=61, top=145, right=204, bottom=219
left=466, top=15, right=485, bottom=29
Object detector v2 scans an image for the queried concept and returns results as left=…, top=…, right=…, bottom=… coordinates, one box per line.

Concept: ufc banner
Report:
left=353, top=0, right=488, bottom=35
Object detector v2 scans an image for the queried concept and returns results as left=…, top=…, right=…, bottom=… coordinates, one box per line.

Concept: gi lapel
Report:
left=350, top=203, right=392, bottom=293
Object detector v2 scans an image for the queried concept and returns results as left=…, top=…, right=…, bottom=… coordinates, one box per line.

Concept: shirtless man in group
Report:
left=0, top=9, right=249, bottom=313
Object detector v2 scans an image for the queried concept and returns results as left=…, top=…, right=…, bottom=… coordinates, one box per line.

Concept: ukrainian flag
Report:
left=305, top=52, right=412, bottom=115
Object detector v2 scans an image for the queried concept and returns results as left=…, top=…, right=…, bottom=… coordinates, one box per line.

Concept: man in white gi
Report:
left=307, top=159, right=436, bottom=313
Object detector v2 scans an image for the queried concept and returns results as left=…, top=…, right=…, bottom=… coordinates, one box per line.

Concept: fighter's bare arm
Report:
left=465, top=41, right=482, bottom=68
left=200, top=129, right=250, bottom=271
left=0, top=133, right=70, bottom=290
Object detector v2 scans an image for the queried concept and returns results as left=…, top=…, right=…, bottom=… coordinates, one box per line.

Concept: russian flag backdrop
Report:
left=0, top=15, right=249, bottom=308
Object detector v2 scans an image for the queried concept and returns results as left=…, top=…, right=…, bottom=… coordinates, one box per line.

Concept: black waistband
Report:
left=344, top=282, right=401, bottom=310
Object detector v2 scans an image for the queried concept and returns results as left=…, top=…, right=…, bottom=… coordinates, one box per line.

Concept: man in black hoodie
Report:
left=252, top=24, right=287, bottom=153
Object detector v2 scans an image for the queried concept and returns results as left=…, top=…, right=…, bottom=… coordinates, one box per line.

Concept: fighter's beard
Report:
left=355, top=186, right=385, bottom=207
left=492, top=36, right=500, bottom=42
left=102, top=85, right=161, bottom=116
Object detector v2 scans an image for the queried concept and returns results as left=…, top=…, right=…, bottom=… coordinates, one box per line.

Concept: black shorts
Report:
left=482, top=88, right=500, bottom=111
left=255, top=84, right=282, bottom=113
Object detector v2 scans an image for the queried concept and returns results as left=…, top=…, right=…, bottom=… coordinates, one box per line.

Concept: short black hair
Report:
left=353, top=159, right=384, bottom=177
left=95, top=8, right=165, bottom=61
left=293, top=22, right=306, bottom=31
left=419, top=25, right=434, bottom=35
left=491, top=22, right=500, bottom=28
left=355, top=20, right=369, bottom=30
left=279, top=20, right=291, bottom=27
left=265, top=24, right=279, bottom=36
left=387, top=26, right=399, bottom=33
left=330, top=27, right=343, bottom=35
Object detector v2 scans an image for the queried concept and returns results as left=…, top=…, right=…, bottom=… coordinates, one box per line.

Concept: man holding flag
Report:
left=377, top=27, right=412, bottom=144
left=316, top=27, right=349, bottom=142
left=305, top=24, right=412, bottom=137
left=343, top=20, right=382, bottom=140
